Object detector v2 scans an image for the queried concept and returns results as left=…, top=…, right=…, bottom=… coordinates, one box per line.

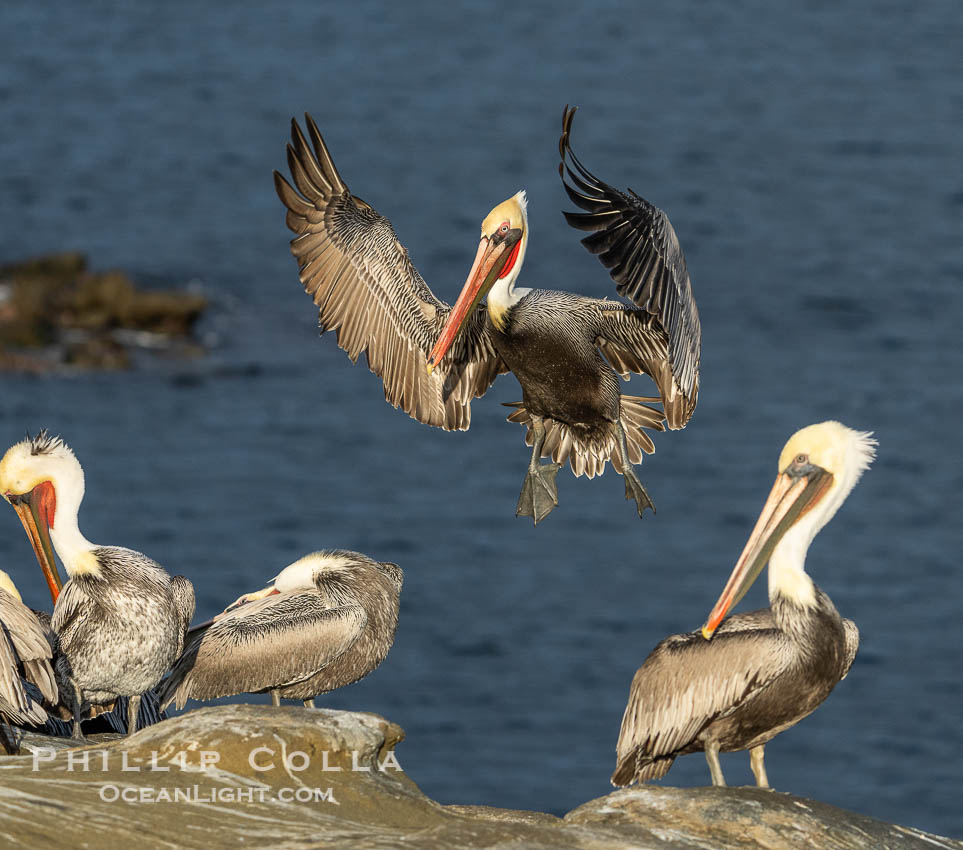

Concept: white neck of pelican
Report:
left=767, top=520, right=819, bottom=608
left=487, top=191, right=530, bottom=328
left=47, top=471, right=98, bottom=577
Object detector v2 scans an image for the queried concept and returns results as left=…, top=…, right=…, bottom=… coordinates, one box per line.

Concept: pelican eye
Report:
left=499, top=222, right=510, bottom=234
left=794, top=453, right=808, bottom=465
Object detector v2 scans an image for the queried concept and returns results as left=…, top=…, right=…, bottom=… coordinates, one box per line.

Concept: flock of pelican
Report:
left=0, top=106, right=873, bottom=796
left=0, top=434, right=402, bottom=746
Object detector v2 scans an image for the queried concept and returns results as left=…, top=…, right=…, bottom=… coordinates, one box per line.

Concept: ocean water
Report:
left=1, top=0, right=960, bottom=837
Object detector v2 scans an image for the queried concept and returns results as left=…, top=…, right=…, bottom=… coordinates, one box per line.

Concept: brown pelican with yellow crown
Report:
left=613, top=421, right=872, bottom=788
left=0, top=432, right=195, bottom=739
left=274, top=106, right=700, bottom=523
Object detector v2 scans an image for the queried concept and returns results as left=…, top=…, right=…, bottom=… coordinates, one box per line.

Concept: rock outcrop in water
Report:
left=0, top=252, right=207, bottom=370
left=0, top=706, right=957, bottom=849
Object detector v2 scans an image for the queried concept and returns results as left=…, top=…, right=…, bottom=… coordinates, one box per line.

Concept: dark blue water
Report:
left=2, top=0, right=960, bottom=838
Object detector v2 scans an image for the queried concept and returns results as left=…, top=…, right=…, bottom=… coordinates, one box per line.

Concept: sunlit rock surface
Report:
left=0, top=706, right=958, bottom=849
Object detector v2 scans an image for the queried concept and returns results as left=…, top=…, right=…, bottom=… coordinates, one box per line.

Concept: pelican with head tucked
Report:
left=274, top=106, right=700, bottom=523
left=157, top=550, right=402, bottom=710
left=612, top=421, right=873, bottom=789
left=0, top=432, right=195, bottom=739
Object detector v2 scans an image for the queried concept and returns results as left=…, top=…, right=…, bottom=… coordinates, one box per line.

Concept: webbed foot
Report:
left=516, top=462, right=562, bottom=525
left=623, top=465, right=655, bottom=518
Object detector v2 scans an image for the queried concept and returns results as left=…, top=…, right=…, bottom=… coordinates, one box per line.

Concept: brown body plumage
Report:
left=613, top=596, right=859, bottom=786
left=614, top=422, right=874, bottom=789
left=158, top=551, right=402, bottom=710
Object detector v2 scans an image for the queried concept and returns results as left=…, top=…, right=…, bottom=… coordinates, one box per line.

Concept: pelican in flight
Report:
left=0, top=569, right=58, bottom=750
left=0, top=432, right=195, bottom=738
left=274, top=106, right=700, bottom=523
left=613, top=421, right=873, bottom=788
left=158, top=550, right=402, bottom=710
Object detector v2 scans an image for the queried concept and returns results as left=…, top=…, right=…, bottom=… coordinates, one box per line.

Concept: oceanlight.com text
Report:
left=98, top=784, right=340, bottom=804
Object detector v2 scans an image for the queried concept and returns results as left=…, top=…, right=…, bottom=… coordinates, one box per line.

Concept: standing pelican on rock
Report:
left=0, top=432, right=195, bottom=738
left=158, top=550, right=402, bottom=710
left=613, top=421, right=872, bottom=789
left=275, top=106, right=700, bottom=523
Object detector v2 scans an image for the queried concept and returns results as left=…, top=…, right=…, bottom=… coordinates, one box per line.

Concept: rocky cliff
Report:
left=0, top=706, right=957, bottom=850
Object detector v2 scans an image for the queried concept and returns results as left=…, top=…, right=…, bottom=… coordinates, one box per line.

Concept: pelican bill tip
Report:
left=701, top=625, right=715, bottom=641
left=426, top=362, right=434, bottom=376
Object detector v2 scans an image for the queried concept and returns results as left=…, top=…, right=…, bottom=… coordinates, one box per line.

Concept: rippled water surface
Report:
left=1, top=1, right=961, bottom=837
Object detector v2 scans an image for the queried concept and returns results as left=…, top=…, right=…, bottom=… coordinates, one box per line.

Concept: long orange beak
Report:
left=701, top=466, right=833, bottom=639
left=221, top=586, right=281, bottom=615
left=426, top=231, right=519, bottom=373
left=6, top=481, right=64, bottom=602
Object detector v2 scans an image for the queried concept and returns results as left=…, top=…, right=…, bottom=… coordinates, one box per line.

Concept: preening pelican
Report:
left=274, top=106, right=700, bottom=523
left=0, top=569, right=58, bottom=750
left=0, top=432, right=195, bottom=738
left=613, top=421, right=873, bottom=788
left=9, top=604, right=168, bottom=738
left=158, top=550, right=402, bottom=710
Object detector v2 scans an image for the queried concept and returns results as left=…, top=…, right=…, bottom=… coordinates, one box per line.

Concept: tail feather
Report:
left=503, top=395, right=664, bottom=479
left=155, top=670, right=186, bottom=713
left=611, top=750, right=675, bottom=787
left=155, top=645, right=201, bottom=712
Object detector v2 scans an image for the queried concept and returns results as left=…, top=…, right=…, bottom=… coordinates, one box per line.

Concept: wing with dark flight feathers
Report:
left=612, top=617, right=788, bottom=786
left=274, top=115, right=507, bottom=431
left=559, top=106, right=700, bottom=429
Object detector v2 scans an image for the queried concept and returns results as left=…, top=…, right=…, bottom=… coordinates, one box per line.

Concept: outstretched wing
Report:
left=275, top=115, right=507, bottom=430
left=559, top=106, right=700, bottom=429
left=613, top=620, right=788, bottom=784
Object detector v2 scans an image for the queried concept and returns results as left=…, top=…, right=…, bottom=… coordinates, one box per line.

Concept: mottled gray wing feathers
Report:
left=160, top=592, right=366, bottom=708
left=614, top=625, right=788, bottom=783
left=0, top=634, right=36, bottom=723
left=0, top=592, right=56, bottom=722
left=169, top=575, right=196, bottom=650
left=592, top=301, right=696, bottom=429
left=275, top=114, right=507, bottom=430
left=560, top=106, right=700, bottom=429
left=840, top=619, right=859, bottom=680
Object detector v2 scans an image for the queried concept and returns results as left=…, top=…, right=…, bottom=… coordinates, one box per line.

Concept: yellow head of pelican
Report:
left=0, top=431, right=85, bottom=601
left=702, top=421, right=876, bottom=639
left=221, top=551, right=359, bottom=613
left=427, top=191, right=528, bottom=372
left=218, top=550, right=401, bottom=621
left=0, top=569, right=22, bottom=602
